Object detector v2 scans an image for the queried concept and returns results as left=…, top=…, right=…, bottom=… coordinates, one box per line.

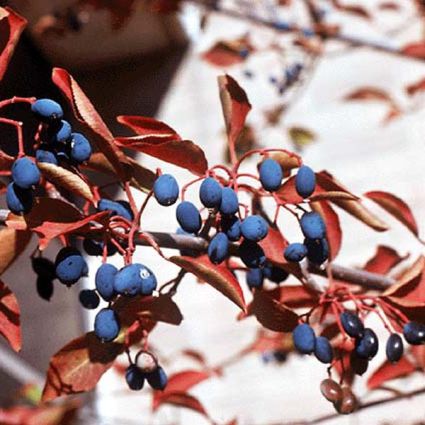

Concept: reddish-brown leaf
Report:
left=170, top=255, right=246, bottom=311
left=378, top=1, right=400, bottom=10
left=249, top=329, right=290, bottom=353
left=276, top=175, right=305, bottom=204
left=180, top=350, right=208, bottom=366
left=52, top=68, right=130, bottom=180
left=363, top=245, right=405, bottom=274
left=153, top=391, right=208, bottom=417
left=202, top=37, right=253, bottom=67
left=367, top=357, right=417, bottom=390
left=115, top=136, right=208, bottom=176
left=406, top=76, right=425, bottom=96
left=309, top=191, right=358, bottom=201
left=117, top=115, right=181, bottom=139
left=269, top=150, right=302, bottom=176
left=331, top=0, right=371, bottom=19
left=344, top=87, right=394, bottom=103
left=0, top=228, right=32, bottom=275
left=401, top=42, right=425, bottom=59
left=0, top=280, right=21, bottom=351
left=365, top=191, right=419, bottom=236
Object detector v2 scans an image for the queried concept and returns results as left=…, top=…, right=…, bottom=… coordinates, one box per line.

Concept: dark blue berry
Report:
left=284, top=243, right=307, bottom=262
left=79, top=289, right=100, bottom=309
left=239, top=240, right=266, bottom=268
left=304, top=238, right=329, bottom=265
left=246, top=268, right=264, bottom=289
left=207, top=232, right=229, bottom=264
left=300, top=212, right=326, bottom=240
left=70, top=133, right=92, bottom=163
left=219, top=187, right=239, bottom=215
left=340, top=311, right=364, bottom=338
left=176, top=201, right=202, bottom=234
left=95, top=263, right=118, bottom=301
left=12, top=157, right=41, bottom=189
left=259, top=158, right=283, bottom=192
left=146, top=366, right=168, bottom=390
left=55, top=247, right=88, bottom=286
left=240, top=215, right=269, bottom=242
left=114, top=263, right=157, bottom=296
left=36, top=148, right=58, bottom=165
left=94, top=308, right=120, bottom=342
left=49, top=120, right=72, bottom=143
left=125, top=365, right=145, bottom=391
left=98, top=199, right=133, bottom=222
left=6, top=183, right=33, bottom=214
left=31, top=99, right=63, bottom=122
left=83, top=238, right=117, bottom=257
left=355, top=328, right=379, bottom=360
left=295, top=165, right=316, bottom=198
left=386, top=333, right=404, bottom=363
left=153, top=174, right=179, bottom=206
left=403, top=321, right=425, bottom=345
left=199, top=177, right=222, bottom=208
left=293, top=323, right=316, bottom=354
left=314, top=336, right=333, bottom=363
left=221, top=214, right=241, bottom=241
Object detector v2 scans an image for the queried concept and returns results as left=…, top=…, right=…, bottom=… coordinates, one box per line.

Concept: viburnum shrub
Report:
left=0, top=6, right=424, bottom=424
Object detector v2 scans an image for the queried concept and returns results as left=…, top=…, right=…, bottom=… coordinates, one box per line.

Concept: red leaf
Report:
left=406, top=76, right=425, bottom=96
left=153, top=391, right=208, bottom=418
left=117, top=115, right=181, bottom=139
left=115, top=136, right=208, bottom=176
left=378, top=1, right=400, bottom=10
left=367, top=357, right=417, bottom=390
left=170, top=255, right=246, bottom=311
left=344, top=87, right=394, bottom=103
left=249, top=329, right=290, bottom=353
left=331, top=0, right=371, bottom=19
left=202, top=37, right=253, bottom=67
left=52, top=68, right=130, bottom=180
left=0, top=227, right=32, bottom=275
left=0, top=280, right=21, bottom=352
left=365, top=191, right=418, bottom=236
left=0, top=8, right=27, bottom=81
left=401, top=42, right=425, bottom=59
left=217, top=74, right=252, bottom=164
left=180, top=350, right=208, bottom=367
left=363, top=245, right=405, bottom=274
left=411, top=345, right=425, bottom=370
left=276, top=175, right=305, bottom=204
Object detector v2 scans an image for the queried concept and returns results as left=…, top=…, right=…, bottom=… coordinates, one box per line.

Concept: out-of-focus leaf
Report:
left=269, top=150, right=301, bottom=177
left=202, top=36, right=254, bottom=67
left=288, top=126, right=316, bottom=150
left=406, top=76, right=425, bottom=96
left=363, top=245, right=405, bottom=274
left=401, top=42, right=425, bottom=59
left=153, top=391, right=209, bottom=418
left=367, top=357, right=417, bottom=390
left=0, top=280, right=21, bottom=351
left=331, top=0, right=371, bottom=19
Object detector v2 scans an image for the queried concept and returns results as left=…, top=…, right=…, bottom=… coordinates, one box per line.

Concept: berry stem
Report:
left=0, top=117, right=25, bottom=157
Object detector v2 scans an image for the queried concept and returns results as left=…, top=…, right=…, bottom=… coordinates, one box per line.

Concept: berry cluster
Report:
left=125, top=353, right=167, bottom=392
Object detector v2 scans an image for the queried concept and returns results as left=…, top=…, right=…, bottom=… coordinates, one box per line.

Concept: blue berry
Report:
left=98, top=199, right=133, bottom=221
left=386, top=333, right=404, bottom=363
left=239, top=240, right=266, bottom=268
left=355, top=328, right=379, bottom=360
left=246, top=268, right=264, bottom=289
left=240, top=215, right=269, bottom=242
left=403, top=321, right=425, bottom=345
left=221, top=214, right=241, bottom=241
left=95, top=263, right=118, bottom=301
left=284, top=243, right=307, bottom=262
left=304, top=238, right=329, bottom=265
left=83, top=238, right=117, bottom=257
left=340, top=311, right=364, bottom=338
left=300, top=212, right=326, bottom=240
left=70, top=133, right=92, bottom=163
left=94, top=308, right=120, bottom=342
left=6, top=183, right=33, bottom=214
left=31, top=98, right=63, bottom=122
left=207, top=232, right=229, bottom=264
left=79, top=289, right=100, bottom=309
left=114, top=263, right=157, bottom=296
left=295, top=165, right=316, bottom=198
left=145, top=366, right=168, bottom=390
left=219, top=187, right=239, bottom=215
left=153, top=174, right=179, bottom=206
left=11, top=157, right=41, bottom=189
left=199, top=177, right=222, bottom=208
left=36, top=146, right=58, bottom=165
left=125, top=365, right=145, bottom=391
left=314, top=336, right=333, bottom=363
left=176, top=201, right=202, bottom=234
left=49, top=120, right=72, bottom=143
left=55, top=247, right=88, bottom=286
left=259, top=158, right=283, bottom=192
left=293, top=323, right=316, bottom=354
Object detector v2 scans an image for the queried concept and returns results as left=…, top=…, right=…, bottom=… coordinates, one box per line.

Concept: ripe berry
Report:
left=207, top=232, right=229, bottom=264
left=355, top=328, right=379, bottom=360
left=304, top=238, right=329, bottom=265
left=55, top=247, right=88, bottom=286
left=31, top=257, right=56, bottom=281
left=284, top=243, right=307, bottom=262
left=83, top=239, right=117, bottom=257
left=334, top=386, right=358, bottom=415
left=145, top=366, right=168, bottom=390
left=79, top=289, right=100, bottom=309
left=70, top=133, right=92, bottom=163
left=219, top=187, right=239, bottom=215
left=153, top=174, right=179, bottom=206
left=403, top=321, right=425, bottom=345
left=36, top=148, right=58, bottom=165
left=340, top=311, right=364, bottom=338
left=240, top=215, right=269, bottom=242
left=95, top=263, right=118, bottom=301
left=49, top=120, right=72, bottom=143
left=314, top=336, right=333, bottom=363
left=98, top=199, right=133, bottom=222
left=176, top=201, right=202, bottom=234
left=386, top=333, right=404, bottom=363
left=199, top=177, right=222, bottom=208
left=300, top=212, right=326, bottom=240
left=246, top=268, right=264, bottom=289
left=221, top=214, right=241, bottom=241
left=125, top=365, right=145, bottom=391
left=114, top=263, right=157, bottom=296
left=263, top=265, right=289, bottom=284
left=295, top=165, right=316, bottom=198
left=94, top=308, right=120, bottom=342
left=259, top=158, right=283, bottom=191
left=31, top=98, right=63, bottom=122
left=6, top=183, right=33, bottom=214
left=239, top=240, right=266, bottom=268
left=320, top=379, right=343, bottom=403
left=11, top=157, right=41, bottom=189
left=292, top=323, right=316, bottom=354
left=36, top=276, right=54, bottom=301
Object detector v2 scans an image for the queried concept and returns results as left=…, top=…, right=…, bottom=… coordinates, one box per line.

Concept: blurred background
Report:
left=0, top=0, right=424, bottom=424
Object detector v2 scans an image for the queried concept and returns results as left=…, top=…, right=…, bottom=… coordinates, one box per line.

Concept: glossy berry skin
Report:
left=36, top=148, right=58, bottom=165
left=246, top=268, right=264, bottom=289
left=240, top=215, right=269, bottom=242
left=79, top=289, right=100, bottom=309
left=300, top=212, right=326, bottom=240
left=386, top=333, right=404, bottom=363
left=125, top=365, right=145, bottom=391
left=153, top=174, right=179, bottom=206
left=335, top=387, right=358, bottom=415
left=98, top=199, right=133, bottom=222
left=207, top=232, right=229, bottom=264
left=292, top=323, right=316, bottom=354
left=55, top=247, right=88, bottom=286
left=239, top=240, right=266, bottom=268
left=320, top=379, right=343, bottom=403
left=259, top=158, right=283, bottom=192
left=403, top=321, right=425, bottom=345
left=70, top=133, right=92, bottom=163
left=114, top=263, right=157, bottom=296
left=94, top=308, right=120, bottom=342
left=314, top=336, right=333, bottom=364
left=221, top=214, right=241, bottom=241
left=304, top=238, right=329, bottom=265
left=176, top=201, right=202, bottom=234
left=31, top=98, right=63, bottom=122
left=284, top=243, right=307, bottom=262
left=95, top=263, right=118, bottom=301
left=11, top=157, right=41, bottom=189
left=83, top=239, right=117, bottom=257
left=355, top=328, right=379, bottom=360
left=219, top=187, right=239, bottom=215
left=295, top=165, right=316, bottom=198
left=199, top=177, right=222, bottom=208
left=49, top=120, right=72, bottom=143
left=340, top=311, right=364, bottom=338
left=145, top=366, right=168, bottom=391
left=6, top=183, right=33, bottom=214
